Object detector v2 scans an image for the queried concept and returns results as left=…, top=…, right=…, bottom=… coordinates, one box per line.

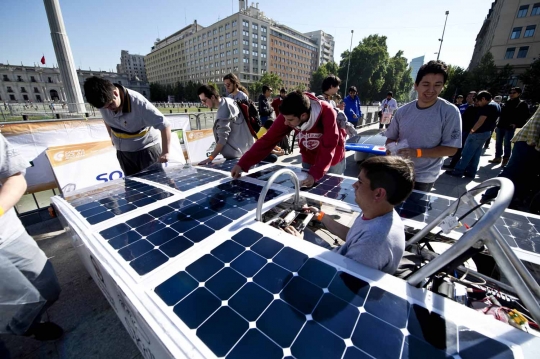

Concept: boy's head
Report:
left=322, top=75, right=341, bottom=95
left=279, top=90, right=311, bottom=128
left=83, top=76, right=119, bottom=110
left=280, top=88, right=287, bottom=97
left=414, top=60, right=448, bottom=105
left=353, top=156, right=415, bottom=208
left=197, top=85, right=220, bottom=108
left=475, top=90, right=492, bottom=106
left=262, top=85, right=273, bottom=97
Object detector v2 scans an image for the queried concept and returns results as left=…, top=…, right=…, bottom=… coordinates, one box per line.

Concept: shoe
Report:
left=488, top=157, right=502, bottom=164
left=442, top=165, right=455, bottom=170
left=444, top=170, right=463, bottom=177
left=27, top=322, right=64, bottom=341
left=464, top=173, right=475, bottom=178
left=502, top=158, right=509, bottom=166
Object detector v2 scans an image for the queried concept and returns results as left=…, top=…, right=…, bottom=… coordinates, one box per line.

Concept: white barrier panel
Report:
left=183, top=129, right=221, bottom=164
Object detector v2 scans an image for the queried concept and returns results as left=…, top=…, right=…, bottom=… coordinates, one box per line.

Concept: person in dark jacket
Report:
left=489, top=87, right=530, bottom=166
left=271, top=88, right=287, bottom=116
left=343, top=86, right=362, bottom=127
left=444, top=91, right=478, bottom=169
left=258, top=85, right=274, bottom=123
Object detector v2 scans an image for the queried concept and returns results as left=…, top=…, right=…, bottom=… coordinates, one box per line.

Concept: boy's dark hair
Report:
left=262, top=85, right=272, bottom=93
left=348, top=86, right=357, bottom=93
left=280, top=88, right=287, bottom=94
left=83, top=76, right=116, bottom=108
left=279, top=91, right=310, bottom=118
left=263, top=119, right=274, bottom=129
left=197, top=85, right=220, bottom=99
left=415, top=60, right=449, bottom=86
left=387, top=91, right=393, bottom=96
left=511, top=87, right=522, bottom=94
left=359, top=156, right=415, bottom=205
left=476, top=90, right=492, bottom=102
left=322, top=75, right=341, bottom=93
left=223, top=73, right=249, bottom=96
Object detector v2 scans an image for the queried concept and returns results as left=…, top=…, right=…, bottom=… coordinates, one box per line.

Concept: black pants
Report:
left=414, top=182, right=434, bottom=192
left=116, top=143, right=161, bottom=176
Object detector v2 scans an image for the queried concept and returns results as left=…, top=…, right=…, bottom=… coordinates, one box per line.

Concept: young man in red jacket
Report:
left=231, top=90, right=346, bottom=187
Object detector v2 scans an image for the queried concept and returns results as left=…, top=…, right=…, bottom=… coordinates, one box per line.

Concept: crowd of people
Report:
left=2, top=60, right=539, bottom=351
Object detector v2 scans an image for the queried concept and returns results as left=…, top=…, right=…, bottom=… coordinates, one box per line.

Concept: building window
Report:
left=504, top=47, right=516, bottom=59
left=3, top=75, right=9, bottom=81
left=518, top=5, right=529, bottom=17
left=511, top=27, right=522, bottom=39
left=36, top=95, right=42, bottom=102
left=7, top=86, right=13, bottom=92
left=532, top=3, right=540, bottom=15
left=243, top=20, right=249, bottom=28
left=48, top=77, right=53, bottom=83
left=17, top=76, right=23, bottom=82
left=232, top=20, right=237, bottom=27
left=252, top=23, right=258, bottom=31
left=21, top=87, right=27, bottom=93
left=23, top=95, right=29, bottom=101
left=525, top=25, right=536, bottom=37
left=10, top=95, right=16, bottom=101
left=30, top=76, right=36, bottom=82
left=243, top=30, right=249, bottom=37
left=517, top=46, right=529, bottom=58
left=34, top=87, right=39, bottom=93
left=252, top=33, right=258, bottom=40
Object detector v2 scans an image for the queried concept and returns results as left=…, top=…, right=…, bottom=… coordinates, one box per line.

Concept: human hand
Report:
left=158, top=152, right=169, bottom=163
left=281, top=225, right=303, bottom=238
left=300, top=174, right=315, bottom=187
left=231, top=164, right=243, bottom=179
left=302, top=206, right=320, bottom=215
left=397, top=148, right=417, bottom=158
left=198, top=157, right=212, bottom=165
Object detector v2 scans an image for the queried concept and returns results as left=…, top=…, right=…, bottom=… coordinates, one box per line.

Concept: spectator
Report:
left=337, top=100, right=345, bottom=111
left=258, top=85, right=274, bottom=123
left=489, top=87, right=530, bottom=166
left=271, top=88, right=287, bottom=116
left=321, top=75, right=341, bottom=107
left=446, top=91, right=500, bottom=178
left=379, top=91, right=398, bottom=129
left=455, top=95, right=464, bottom=106
left=282, top=156, right=414, bottom=274
left=484, top=95, right=503, bottom=150
left=231, top=91, right=346, bottom=187
left=482, top=107, right=540, bottom=203
left=197, top=85, right=254, bottom=164
left=83, top=76, right=171, bottom=176
left=343, top=86, right=362, bottom=127
left=458, top=92, right=474, bottom=116
left=444, top=91, right=479, bottom=169
left=385, top=60, right=461, bottom=192
left=223, top=73, right=249, bottom=101
left=0, top=134, right=62, bottom=342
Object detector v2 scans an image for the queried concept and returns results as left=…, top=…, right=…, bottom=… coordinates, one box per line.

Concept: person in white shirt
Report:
left=380, top=91, right=398, bottom=129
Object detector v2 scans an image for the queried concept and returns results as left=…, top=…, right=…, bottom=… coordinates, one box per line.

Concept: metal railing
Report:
left=0, top=102, right=97, bottom=122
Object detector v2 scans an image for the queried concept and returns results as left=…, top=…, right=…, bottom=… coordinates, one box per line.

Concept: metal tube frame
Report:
left=405, top=178, right=540, bottom=324
left=256, top=168, right=300, bottom=222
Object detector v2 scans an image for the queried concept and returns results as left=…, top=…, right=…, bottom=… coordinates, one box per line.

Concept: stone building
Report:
left=117, top=50, right=148, bottom=82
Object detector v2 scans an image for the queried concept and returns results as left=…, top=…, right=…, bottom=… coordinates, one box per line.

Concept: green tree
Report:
left=467, top=52, right=513, bottom=95
left=520, top=58, right=540, bottom=103
left=248, top=72, right=284, bottom=98
left=295, top=83, right=307, bottom=92
left=379, top=51, right=413, bottom=103
left=440, top=65, right=469, bottom=101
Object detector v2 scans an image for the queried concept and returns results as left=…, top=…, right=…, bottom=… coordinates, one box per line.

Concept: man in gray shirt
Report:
left=83, top=77, right=171, bottom=176
left=0, top=134, right=62, bottom=342
left=284, top=156, right=415, bottom=274
left=197, top=85, right=255, bottom=164
left=385, top=60, right=462, bottom=192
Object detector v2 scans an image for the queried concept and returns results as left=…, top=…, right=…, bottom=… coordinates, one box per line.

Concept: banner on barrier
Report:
left=183, top=129, right=220, bottom=164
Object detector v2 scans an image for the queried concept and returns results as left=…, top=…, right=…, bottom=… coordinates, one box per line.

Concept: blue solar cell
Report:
left=402, top=336, right=450, bottom=359
left=226, top=329, right=283, bottom=359
left=343, top=347, right=372, bottom=359
left=230, top=251, right=267, bottom=277
left=80, top=205, right=107, bottom=218
left=126, top=214, right=154, bottom=228
left=146, top=228, right=179, bottom=246
left=118, top=239, right=154, bottom=261
left=180, top=204, right=205, bottom=217
left=407, top=304, right=457, bottom=354
left=206, top=267, right=246, bottom=300
left=364, top=286, right=410, bottom=328
left=157, top=211, right=181, bottom=225
left=351, top=313, right=404, bottom=359
left=135, top=220, right=166, bottom=236
left=103, top=199, right=128, bottom=209
left=251, top=237, right=284, bottom=259
left=253, top=263, right=293, bottom=294
left=312, top=293, right=360, bottom=339
left=229, top=283, right=273, bottom=321
left=110, top=203, right=137, bottom=215
left=186, top=193, right=207, bottom=202
left=149, top=205, right=174, bottom=218
left=100, top=223, right=131, bottom=239
left=186, top=254, right=224, bottom=282
left=280, top=276, right=323, bottom=314
left=231, top=228, right=263, bottom=247
left=211, top=240, right=245, bottom=263
left=458, top=326, right=513, bottom=359
left=159, top=236, right=194, bottom=258
left=170, top=218, right=199, bottom=233
left=273, top=247, right=308, bottom=272
left=204, top=215, right=232, bottom=230
left=155, top=271, right=198, bottom=306
left=221, top=207, right=248, bottom=220
left=292, top=321, right=346, bottom=359
left=132, top=196, right=156, bottom=207
left=87, top=211, right=115, bottom=224
left=168, top=199, right=193, bottom=209
left=328, top=272, right=370, bottom=307
left=257, top=299, right=306, bottom=347
left=130, top=250, right=169, bottom=275
left=183, top=224, right=215, bottom=243
left=298, top=258, right=336, bottom=288
left=196, top=307, right=249, bottom=357
left=173, top=288, right=221, bottom=329
left=108, top=230, right=142, bottom=249
left=75, top=201, right=101, bottom=212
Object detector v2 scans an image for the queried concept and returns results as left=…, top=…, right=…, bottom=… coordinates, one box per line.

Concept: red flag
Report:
left=40, top=56, right=45, bottom=65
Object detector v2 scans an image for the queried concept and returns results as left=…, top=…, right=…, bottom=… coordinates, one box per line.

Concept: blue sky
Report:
left=2, top=0, right=493, bottom=71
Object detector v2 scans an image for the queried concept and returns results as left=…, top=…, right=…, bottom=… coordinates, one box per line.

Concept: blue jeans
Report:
left=483, top=141, right=540, bottom=200
left=495, top=127, right=515, bottom=159
left=453, top=131, right=492, bottom=176
left=302, top=157, right=346, bottom=176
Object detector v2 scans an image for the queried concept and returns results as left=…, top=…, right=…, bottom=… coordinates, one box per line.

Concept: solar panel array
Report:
left=97, top=180, right=283, bottom=276
left=153, top=227, right=515, bottom=359
left=200, top=158, right=267, bottom=172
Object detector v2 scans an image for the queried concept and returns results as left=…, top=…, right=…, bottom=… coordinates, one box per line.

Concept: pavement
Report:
left=0, top=123, right=504, bottom=359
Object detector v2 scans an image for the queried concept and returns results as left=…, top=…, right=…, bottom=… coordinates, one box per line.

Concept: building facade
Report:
left=469, top=0, right=540, bottom=81
left=117, top=50, right=148, bottom=82
left=303, top=30, right=335, bottom=66
left=0, top=64, right=150, bottom=103
left=145, top=1, right=325, bottom=94
left=409, top=55, right=425, bottom=82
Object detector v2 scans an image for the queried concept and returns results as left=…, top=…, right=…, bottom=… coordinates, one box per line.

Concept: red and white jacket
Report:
left=238, top=92, right=345, bottom=181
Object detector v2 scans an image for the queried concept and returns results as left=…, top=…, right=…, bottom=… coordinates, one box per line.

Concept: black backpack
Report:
left=235, top=99, right=262, bottom=139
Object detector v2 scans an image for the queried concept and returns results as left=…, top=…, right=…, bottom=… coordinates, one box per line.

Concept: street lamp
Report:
left=345, top=30, right=354, bottom=95
left=437, top=11, right=449, bottom=61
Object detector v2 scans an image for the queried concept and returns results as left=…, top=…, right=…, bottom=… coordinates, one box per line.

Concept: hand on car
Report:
left=281, top=225, right=303, bottom=238
left=198, top=157, right=212, bottom=165
left=300, top=174, right=315, bottom=187
left=231, top=164, right=243, bottom=179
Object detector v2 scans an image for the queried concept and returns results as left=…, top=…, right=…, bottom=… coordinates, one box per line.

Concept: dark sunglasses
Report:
left=510, top=91, right=517, bottom=94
